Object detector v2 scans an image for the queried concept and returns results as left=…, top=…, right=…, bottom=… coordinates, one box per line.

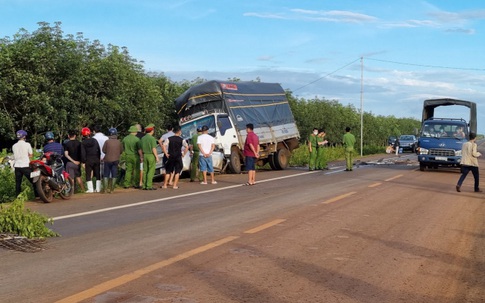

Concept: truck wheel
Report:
left=228, top=147, right=242, bottom=174
left=419, top=163, right=426, bottom=171
left=268, top=154, right=277, bottom=170
left=274, top=148, right=290, bottom=170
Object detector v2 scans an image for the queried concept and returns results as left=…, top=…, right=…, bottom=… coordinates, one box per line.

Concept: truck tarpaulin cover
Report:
left=175, top=80, right=295, bottom=130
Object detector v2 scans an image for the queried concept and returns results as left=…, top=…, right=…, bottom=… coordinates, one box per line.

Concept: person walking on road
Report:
left=161, top=126, right=188, bottom=189
left=243, top=123, right=260, bottom=185
left=308, top=127, right=318, bottom=171
left=122, top=125, right=141, bottom=189
left=343, top=127, right=356, bottom=171
left=12, top=130, right=38, bottom=198
left=197, top=125, right=217, bottom=185
left=456, top=132, right=482, bottom=193
left=140, top=124, right=159, bottom=190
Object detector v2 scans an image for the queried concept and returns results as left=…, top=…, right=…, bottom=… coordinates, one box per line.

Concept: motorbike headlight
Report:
left=419, top=148, right=429, bottom=155
left=455, top=150, right=462, bottom=157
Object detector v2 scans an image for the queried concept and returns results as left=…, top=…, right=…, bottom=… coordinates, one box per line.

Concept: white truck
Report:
left=175, top=80, right=300, bottom=173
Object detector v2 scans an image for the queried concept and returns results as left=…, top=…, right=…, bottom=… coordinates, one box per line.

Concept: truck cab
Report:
left=417, top=118, right=468, bottom=170
left=417, top=98, right=476, bottom=171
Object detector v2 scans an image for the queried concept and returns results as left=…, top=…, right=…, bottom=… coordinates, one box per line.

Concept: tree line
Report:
left=0, top=22, right=420, bottom=150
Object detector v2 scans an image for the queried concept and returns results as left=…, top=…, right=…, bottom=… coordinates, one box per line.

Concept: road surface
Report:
left=0, top=152, right=484, bottom=303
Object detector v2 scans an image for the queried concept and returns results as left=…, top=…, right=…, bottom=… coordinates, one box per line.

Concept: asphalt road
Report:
left=1, top=151, right=484, bottom=303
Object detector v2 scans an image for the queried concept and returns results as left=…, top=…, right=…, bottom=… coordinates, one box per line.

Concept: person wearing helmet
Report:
left=102, top=127, right=123, bottom=193
left=81, top=127, right=101, bottom=193
left=12, top=130, right=38, bottom=197
left=43, top=131, right=64, bottom=156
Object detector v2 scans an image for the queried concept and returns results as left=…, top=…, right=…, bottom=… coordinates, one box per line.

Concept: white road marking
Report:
left=54, top=171, right=318, bottom=221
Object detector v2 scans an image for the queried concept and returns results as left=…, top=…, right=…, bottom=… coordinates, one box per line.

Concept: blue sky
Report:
left=2, top=0, right=485, bottom=132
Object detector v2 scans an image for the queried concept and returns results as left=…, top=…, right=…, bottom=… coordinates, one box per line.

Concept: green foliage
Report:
left=0, top=192, right=59, bottom=238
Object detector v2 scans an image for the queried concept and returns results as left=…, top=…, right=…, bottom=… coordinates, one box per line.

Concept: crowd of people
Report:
left=11, top=122, right=261, bottom=199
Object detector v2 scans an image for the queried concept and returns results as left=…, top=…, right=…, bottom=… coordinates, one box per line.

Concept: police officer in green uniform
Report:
left=190, top=126, right=202, bottom=182
left=316, top=129, right=328, bottom=170
left=139, top=124, right=159, bottom=190
left=122, top=125, right=141, bottom=188
left=343, top=126, right=356, bottom=171
left=308, top=127, right=318, bottom=171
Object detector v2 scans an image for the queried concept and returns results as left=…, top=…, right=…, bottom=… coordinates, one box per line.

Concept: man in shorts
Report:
left=243, top=123, right=260, bottom=185
left=197, top=125, right=217, bottom=185
left=161, top=126, right=188, bottom=189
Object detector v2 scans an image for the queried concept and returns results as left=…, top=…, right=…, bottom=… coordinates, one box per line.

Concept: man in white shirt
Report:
left=12, top=130, right=38, bottom=197
left=197, top=125, right=217, bottom=185
left=93, top=125, right=108, bottom=179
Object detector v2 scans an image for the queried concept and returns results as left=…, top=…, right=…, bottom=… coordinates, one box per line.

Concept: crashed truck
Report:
left=175, top=80, right=300, bottom=174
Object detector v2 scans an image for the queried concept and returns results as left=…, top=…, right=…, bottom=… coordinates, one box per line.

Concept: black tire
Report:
left=228, top=147, right=242, bottom=174
left=268, top=154, right=277, bottom=170
left=59, top=177, right=74, bottom=200
left=36, top=175, right=53, bottom=203
left=274, top=148, right=290, bottom=170
left=419, top=163, right=426, bottom=171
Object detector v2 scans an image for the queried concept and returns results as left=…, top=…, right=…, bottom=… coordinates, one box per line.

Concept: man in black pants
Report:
left=161, top=126, right=188, bottom=189
left=12, top=130, right=38, bottom=198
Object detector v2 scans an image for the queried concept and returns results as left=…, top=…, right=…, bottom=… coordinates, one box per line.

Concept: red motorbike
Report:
left=29, top=152, right=74, bottom=203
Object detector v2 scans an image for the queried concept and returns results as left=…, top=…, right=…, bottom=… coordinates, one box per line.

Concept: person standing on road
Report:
left=190, top=126, right=202, bottom=182
left=102, top=128, right=123, bottom=193
left=197, top=125, right=217, bottom=185
left=316, top=129, right=329, bottom=170
left=456, top=132, right=482, bottom=193
left=243, top=123, right=260, bottom=185
left=135, top=123, right=145, bottom=188
left=64, top=130, right=85, bottom=192
left=342, top=127, right=356, bottom=171
left=140, top=124, right=159, bottom=190
left=161, top=126, right=188, bottom=189
left=81, top=127, right=101, bottom=193
left=159, top=124, right=175, bottom=185
left=308, top=127, right=318, bottom=171
left=93, top=125, right=109, bottom=179
left=122, top=125, right=141, bottom=189
left=12, top=130, right=38, bottom=197
left=394, top=137, right=400, bottom=156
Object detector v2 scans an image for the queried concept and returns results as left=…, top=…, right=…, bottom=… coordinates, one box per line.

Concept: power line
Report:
left=366, top=57, right=485, bottom=71
left=293, top=58, right=360, bottom=92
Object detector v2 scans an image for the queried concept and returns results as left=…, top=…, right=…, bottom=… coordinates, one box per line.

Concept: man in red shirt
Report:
left=243, top=123, right=260, bottom=185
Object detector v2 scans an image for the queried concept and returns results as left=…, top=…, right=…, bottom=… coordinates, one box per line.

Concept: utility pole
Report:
left=360, top=56, right=364, bottom=157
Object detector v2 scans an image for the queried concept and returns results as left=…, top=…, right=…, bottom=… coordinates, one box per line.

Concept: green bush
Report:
left=0, top=192, right=59, bottom=238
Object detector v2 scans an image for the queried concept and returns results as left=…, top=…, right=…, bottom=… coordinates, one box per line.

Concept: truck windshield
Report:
left=421, top=122, right=467, bottom=139
left=181, top=115, right=216, bottom=139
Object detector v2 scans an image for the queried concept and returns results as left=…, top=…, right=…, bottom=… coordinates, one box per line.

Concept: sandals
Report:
left=244, top=182, right=256, bottom=186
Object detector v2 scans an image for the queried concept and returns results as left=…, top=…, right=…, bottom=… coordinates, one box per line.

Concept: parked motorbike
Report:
left=29, top=152, right=74, bottom=203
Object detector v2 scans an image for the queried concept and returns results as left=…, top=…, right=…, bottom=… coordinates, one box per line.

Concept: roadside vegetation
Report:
left=0, top=22, right=420, bottom=201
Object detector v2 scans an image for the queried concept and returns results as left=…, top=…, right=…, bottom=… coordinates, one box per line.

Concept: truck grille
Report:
left=429, top=149, right=455, bottom=157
